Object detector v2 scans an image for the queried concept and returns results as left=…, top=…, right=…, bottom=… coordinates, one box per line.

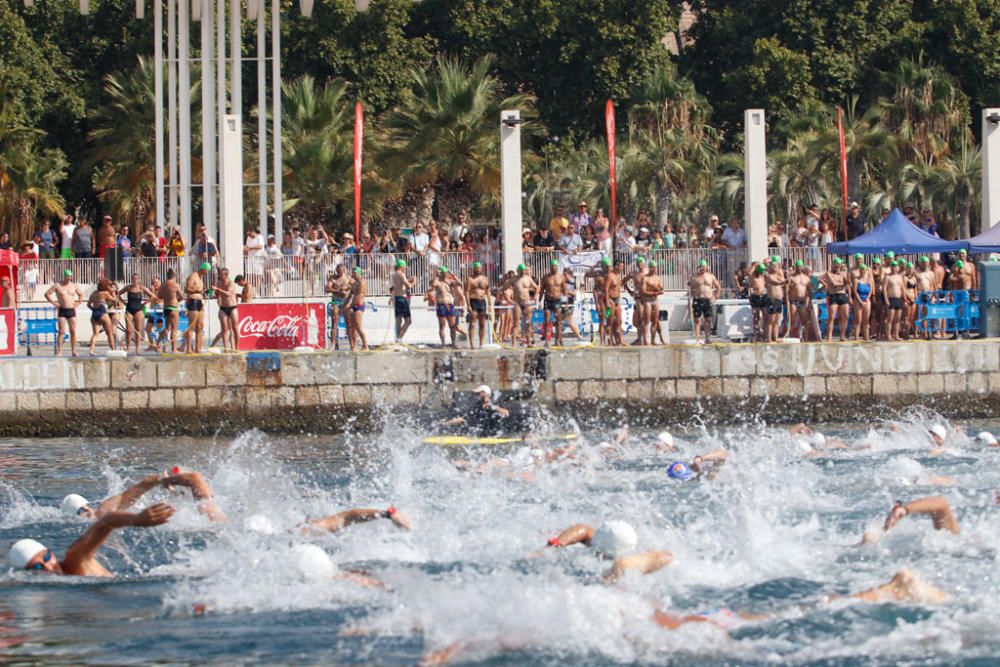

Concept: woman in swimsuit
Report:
left=87, top=278, right=117, bottom=355
left=852, top=263, right=873, bottom=341
left=118, top=274, right=157, bottom=356
left=903, top=262, right=919, bottom=341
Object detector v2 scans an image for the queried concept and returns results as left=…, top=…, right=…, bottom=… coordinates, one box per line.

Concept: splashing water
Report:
left=1, top=410, right=1000, bottom=665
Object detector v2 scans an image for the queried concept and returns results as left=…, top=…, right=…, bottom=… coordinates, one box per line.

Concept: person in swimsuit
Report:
left=606, top=260, right=624, bottom=346
left=881, top=261, right=906, bottom=341
left=428, top=266, right=458, bottom=348
left=585, top=258, right=612, bottom=345
left=493, top=271, right=515, bottom=345
left=851, top=256, right=873, bottom=341
left=214, top=267, right=240, bottom=352
left=539, top=259, right=567, bottom=347
left=870, top=258, right=887, bottom=340
left=914, top=256, right=936, bottom=339
left=623, top=257, right=648, bottom=341
left=86, top=278, right=117, bottom=355
left=390, top=259, right=416, bottom=344
left=158, top=269, right=184, bottom=353
left=181, top=262, right=209, bottom=354
left=449, top=272, right=469, bottom=341
left=903, top=261, right=918, bottom=340
left=762, top=260, right=785, bottom=343
left=688, top=260, right=720, bottom=344
left=44, top=269, right=84, bottom=357
left=345, top=266, right=369, bottom=351
left=325, top=264, right=352, bottom=351
left=820, top=258, right=850, bottom=341
left=786, top=260, right=815, bottom=340
left=561, top=267, right=583, bottom=341
left=747, top=262, right=768, bottom=342
left=464, top=261, right=490, bottom=349
left=118, top=274, right=156, bottom=356
left=640, top=260, right=665, bottom=345
left=506, top=264, right=540, bottom=347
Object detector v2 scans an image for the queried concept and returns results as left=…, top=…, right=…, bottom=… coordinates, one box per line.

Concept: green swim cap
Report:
left=517, top=263, right=526, bottom=271
left=872, top=257, right=881, bottom=264
left=63, top=269, right=73, bottom=277
left=906, top=261, right=914, bottom=269
left=755, top=264, right=766, bottom=273
left=771, top=255, right=779, bottom=263
left=395, top=259, right=406, bottom=268
left=919, top=256, right=929, bottom=263
left=858, top=263, right=866, bottom=270
left=200, top=262, right=211, bottom=271
left=637, top=256, right=646, bottom=264
left=439, top=265, right=449, bottom=273
left=854, top=253, right=863, bottom=260
left=698, top=259, right=708, bottom=267
left=471, top=261, right=482, bottom=268
left=601, top=257, right=611, bottom=267
left=795, top=259, right=804, bottom=267
left=886, top=251, right=895, bottom=258
left=832, top=258, right=842, bottom=264
left=550, top=259, right=559, bottom=266
left=955, top=260, right=965, bottom=269
left=959, top=249, right=968, bottom=255
left=648, top=260, right=657, bottom=268
left=353, top=266, right=362, bottom=274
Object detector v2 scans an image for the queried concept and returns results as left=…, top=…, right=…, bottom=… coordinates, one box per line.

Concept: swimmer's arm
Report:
left=541, top=523, right=595, bottom=550
left=788, top=423, right=813, bottom=436
left=161, top=471, right=226, bottom=522
left=309, top=508, right=411, bottom=533
left=63, top=504, right=175, bottom=572
left=440, top=416, right=465, bottom=426
left=605, top=550, right=673, bottom=583
left=698, top=449, right=728, bottom=464
left=889, top=496, right=960, bottom=534
left=43, top=284, right=58, bottom=306
left=96, top=473, right=165, bottom=515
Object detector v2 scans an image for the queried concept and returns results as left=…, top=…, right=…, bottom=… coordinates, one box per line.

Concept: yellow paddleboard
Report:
left=422, top=433, right=579, bottom=447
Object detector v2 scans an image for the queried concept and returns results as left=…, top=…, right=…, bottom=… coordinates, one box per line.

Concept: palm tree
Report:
left=381, top=55, right=539, bottom=225
left=930, top=138, right=981, bottom=238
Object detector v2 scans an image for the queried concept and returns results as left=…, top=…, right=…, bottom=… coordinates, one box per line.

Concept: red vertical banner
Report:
left=837, top=107, right=849, bottom=241
left=354, top=102, right=364, bottom=242
left=605, top=99, right=617, bottom=232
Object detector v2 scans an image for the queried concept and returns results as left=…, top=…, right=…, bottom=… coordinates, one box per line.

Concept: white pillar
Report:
left=256, top=0, right=268, bottom=233
left=984, top=108, right=1000, bottom=229
left=178, top=0, right=192, bottom=242
left=215, top=0, right=226, bottom=245
left=200, top=0, right=216, bottom=244
left=500, top=110, right=523, bottom=274
left=744, top=109, right=768, bottom=261
left=154, top=0, right=165, bottom=229
left=230, top=0, right=241, bottom=115
left=271, top=0, right=282, bottom=241
left=167, top=0, right=178, bottom=230
left=221, top=115, right=244, bottom=267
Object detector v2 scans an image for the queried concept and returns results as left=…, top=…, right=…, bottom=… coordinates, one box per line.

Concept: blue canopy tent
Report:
left=827, top=208, right=968, bottom=255
left=967, top=222, right=1000, bottom=254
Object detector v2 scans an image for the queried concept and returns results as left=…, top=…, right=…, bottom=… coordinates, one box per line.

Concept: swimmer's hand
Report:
left=883, top=501, right=909, bottom=532
left=387, top=508, right=411, bottom=531
left=132, top=503, right=176, bottom=527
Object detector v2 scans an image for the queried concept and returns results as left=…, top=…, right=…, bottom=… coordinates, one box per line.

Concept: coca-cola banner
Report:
left=237, top=303, right=326, bottom=351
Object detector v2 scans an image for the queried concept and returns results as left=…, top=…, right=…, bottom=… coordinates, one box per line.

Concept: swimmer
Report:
left=306, top=507, right=412, bottom=533
left=787, top=423, right=851, bottom=454
left=860, top=495, right=960, bottom=544
left=667, top=449, right=728, bottom=481
left=61, top=468, right=225, bottom=523
left=975, top=431, right=998, bottom=447
left=654, top=431, right=677, bottom=453
left=533, top=520, right=673, bottom=582
left=8, top=503, right=175, bottom=576
left=928, top=423, right=948, bottom=454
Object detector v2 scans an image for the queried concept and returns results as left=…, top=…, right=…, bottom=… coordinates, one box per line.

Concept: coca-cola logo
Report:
left=238, top=314, right=304, bottom=339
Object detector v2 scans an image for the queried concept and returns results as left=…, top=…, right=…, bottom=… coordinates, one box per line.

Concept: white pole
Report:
left=179, top=0, right=192, bottom=244
left=154, top=0, right=165, bottom=230
left=984, top=108, right=1000, bottom=229
left=216, top=0, right=226, bottom=246
left=221, top=115, right=245, bottom=265
left=230, top=0, right=241, bottom=115
left=271, top=0, right=282, bottom=242
left=167, top=0, right=178, bottom=231
left=744, top=109, right=768, bottom=261
left=257, top=0, right=267, bottom=235
left=499, top=110, right=523, bottom=274
left=201, top=0, right=216, bottom=245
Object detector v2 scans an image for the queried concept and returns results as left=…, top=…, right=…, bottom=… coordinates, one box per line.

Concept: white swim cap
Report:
left=245, top=514, right=277, bottom=535
left=60, top=494, right=91, bottom=517
left=929, top=424, right=947, bottom=440
left=473, top=384, right=492, bottom=396
left=656, top=432, right=673, bottom=447
left=290, top=544, right=335, bottom=581
left=591, top=521, right=638, bottom=559
left=975, top=431, right=998, bottom=446
left=809, top=432, right=827, bottom=449
left=9, top=539, right=46, bottom=570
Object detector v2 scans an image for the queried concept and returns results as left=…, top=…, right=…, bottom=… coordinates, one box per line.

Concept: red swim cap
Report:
left=171, top=466, right=181, bottom=475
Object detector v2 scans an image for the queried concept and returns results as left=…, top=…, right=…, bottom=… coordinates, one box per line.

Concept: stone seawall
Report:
left=0, top=340, right=997, bottom=437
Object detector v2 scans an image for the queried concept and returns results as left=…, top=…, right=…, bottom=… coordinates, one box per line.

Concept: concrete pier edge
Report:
left=0, top=340, right=997, bottom=437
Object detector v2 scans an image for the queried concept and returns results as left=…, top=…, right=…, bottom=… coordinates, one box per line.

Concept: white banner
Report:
left=559, top=251, right=606, bottom=273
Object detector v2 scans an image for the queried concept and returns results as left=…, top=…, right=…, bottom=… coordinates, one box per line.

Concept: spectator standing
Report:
left=290, top=227, right=306, bottom=256
left=533, top=226, right=554, bottom=251
left=138, top=231, right=158, bottom=257
left=97, top=216, right=116, bottom=258
left=522, top=228, right=535, bottom=252
left=116, top=225, right=132, bottom=258
left=580, top=225, right=596, bottom=250
left=617, top=225, right=637, bottom=252
left=192, top=228, right=219, bottom=265
left=34, top=220, right=57, bottom=259
left=549, top=205, right=570, bottom=242
left=72, top=218, right=95, bottom=259
left=846, top=202, right=866, bottom=239
left=569, top=201, right=592, bottom=233
left=663, top=225, right=676, bottom=249
left=704, top=215, right=722, bottom=245
left=154, top=226, right=168, bottom=257
left=634, top=227, right=652, bottom=251
left=411, top=222, right=430, bottom=256
left=558, top=225, right=582, bottom=256
left=167, top=228, right=186, bottom=257
left=0, top=233, right=9, bottom=250
left=449, top=211, right=470, bottom=245
left=805, top=204, right=821, bottom=231
left=60, top=213, right=77, bottom=259
left=820, top=222, right=835, bottom=246
left=721, top=218, right=747, bottom=248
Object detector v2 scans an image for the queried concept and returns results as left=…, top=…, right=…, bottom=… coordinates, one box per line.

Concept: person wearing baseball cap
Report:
left=846, top=201, right=865, bottom=239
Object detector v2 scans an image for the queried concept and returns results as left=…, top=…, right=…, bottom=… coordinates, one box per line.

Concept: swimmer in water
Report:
left=60, top=468, right=225, bottom=523
left=8, top=503, right=175, bottom=576
left=666, top=449, right=728, bottom=481
left=975, top=431, right=999, bottom=447
left=787, top=423, right=851, bottom=454
left=927, top=423, right=949, bottom=455
left=533, top=520, right=673, bottom=582
left=860, top=495, right=960, bottom=544
left=305, top=506, right=412, bottom=533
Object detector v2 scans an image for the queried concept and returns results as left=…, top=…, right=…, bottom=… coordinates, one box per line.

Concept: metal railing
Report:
left=17, top=256, right=195, bottom=303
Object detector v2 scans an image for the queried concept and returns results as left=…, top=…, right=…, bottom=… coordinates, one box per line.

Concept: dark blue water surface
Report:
left=2, top=413, right=1000, bottom=665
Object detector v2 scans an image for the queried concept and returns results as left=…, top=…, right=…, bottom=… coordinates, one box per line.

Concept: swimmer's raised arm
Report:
left=62, top=503, right=175, bottom=575
left=604, top=549, right=673, bottom=583
left=538, top=523, right=595, bottom=552
left=308, top=507, right=411, bottom=533
left=883, top=496, right=959, bottom=534
left=161, top=471, right=226, bottom=522
left=843, top=569, right=951, bottom=604
left=96, top=473, right=165, bottom=515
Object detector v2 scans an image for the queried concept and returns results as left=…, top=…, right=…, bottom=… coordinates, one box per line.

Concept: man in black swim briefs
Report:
left=44, top=269, right=85, bottom=357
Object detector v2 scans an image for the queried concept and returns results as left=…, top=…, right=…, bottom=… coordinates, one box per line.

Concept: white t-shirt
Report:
left=412, top=232, right=430, bottom=253
left=291, top=236, right=305, bottom=256
left=245, top=234, right=265, bottom=257
left=722, top=227, right=747, bottom=248
left=265, top=244, right=282, bottom=259
left=61, top=223, right=76, bottom=248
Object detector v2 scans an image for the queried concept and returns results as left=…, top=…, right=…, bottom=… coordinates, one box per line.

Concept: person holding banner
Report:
left=539, top=260, right=568, bottom=347
left=464, top=261, right=490, bottom=349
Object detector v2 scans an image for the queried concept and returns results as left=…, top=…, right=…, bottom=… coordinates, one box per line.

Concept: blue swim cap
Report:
left=667, top=461, right=694, bottom=481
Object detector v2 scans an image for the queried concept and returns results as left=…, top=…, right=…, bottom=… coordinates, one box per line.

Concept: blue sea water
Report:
left=2, top=411, right=1000, bottom=666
